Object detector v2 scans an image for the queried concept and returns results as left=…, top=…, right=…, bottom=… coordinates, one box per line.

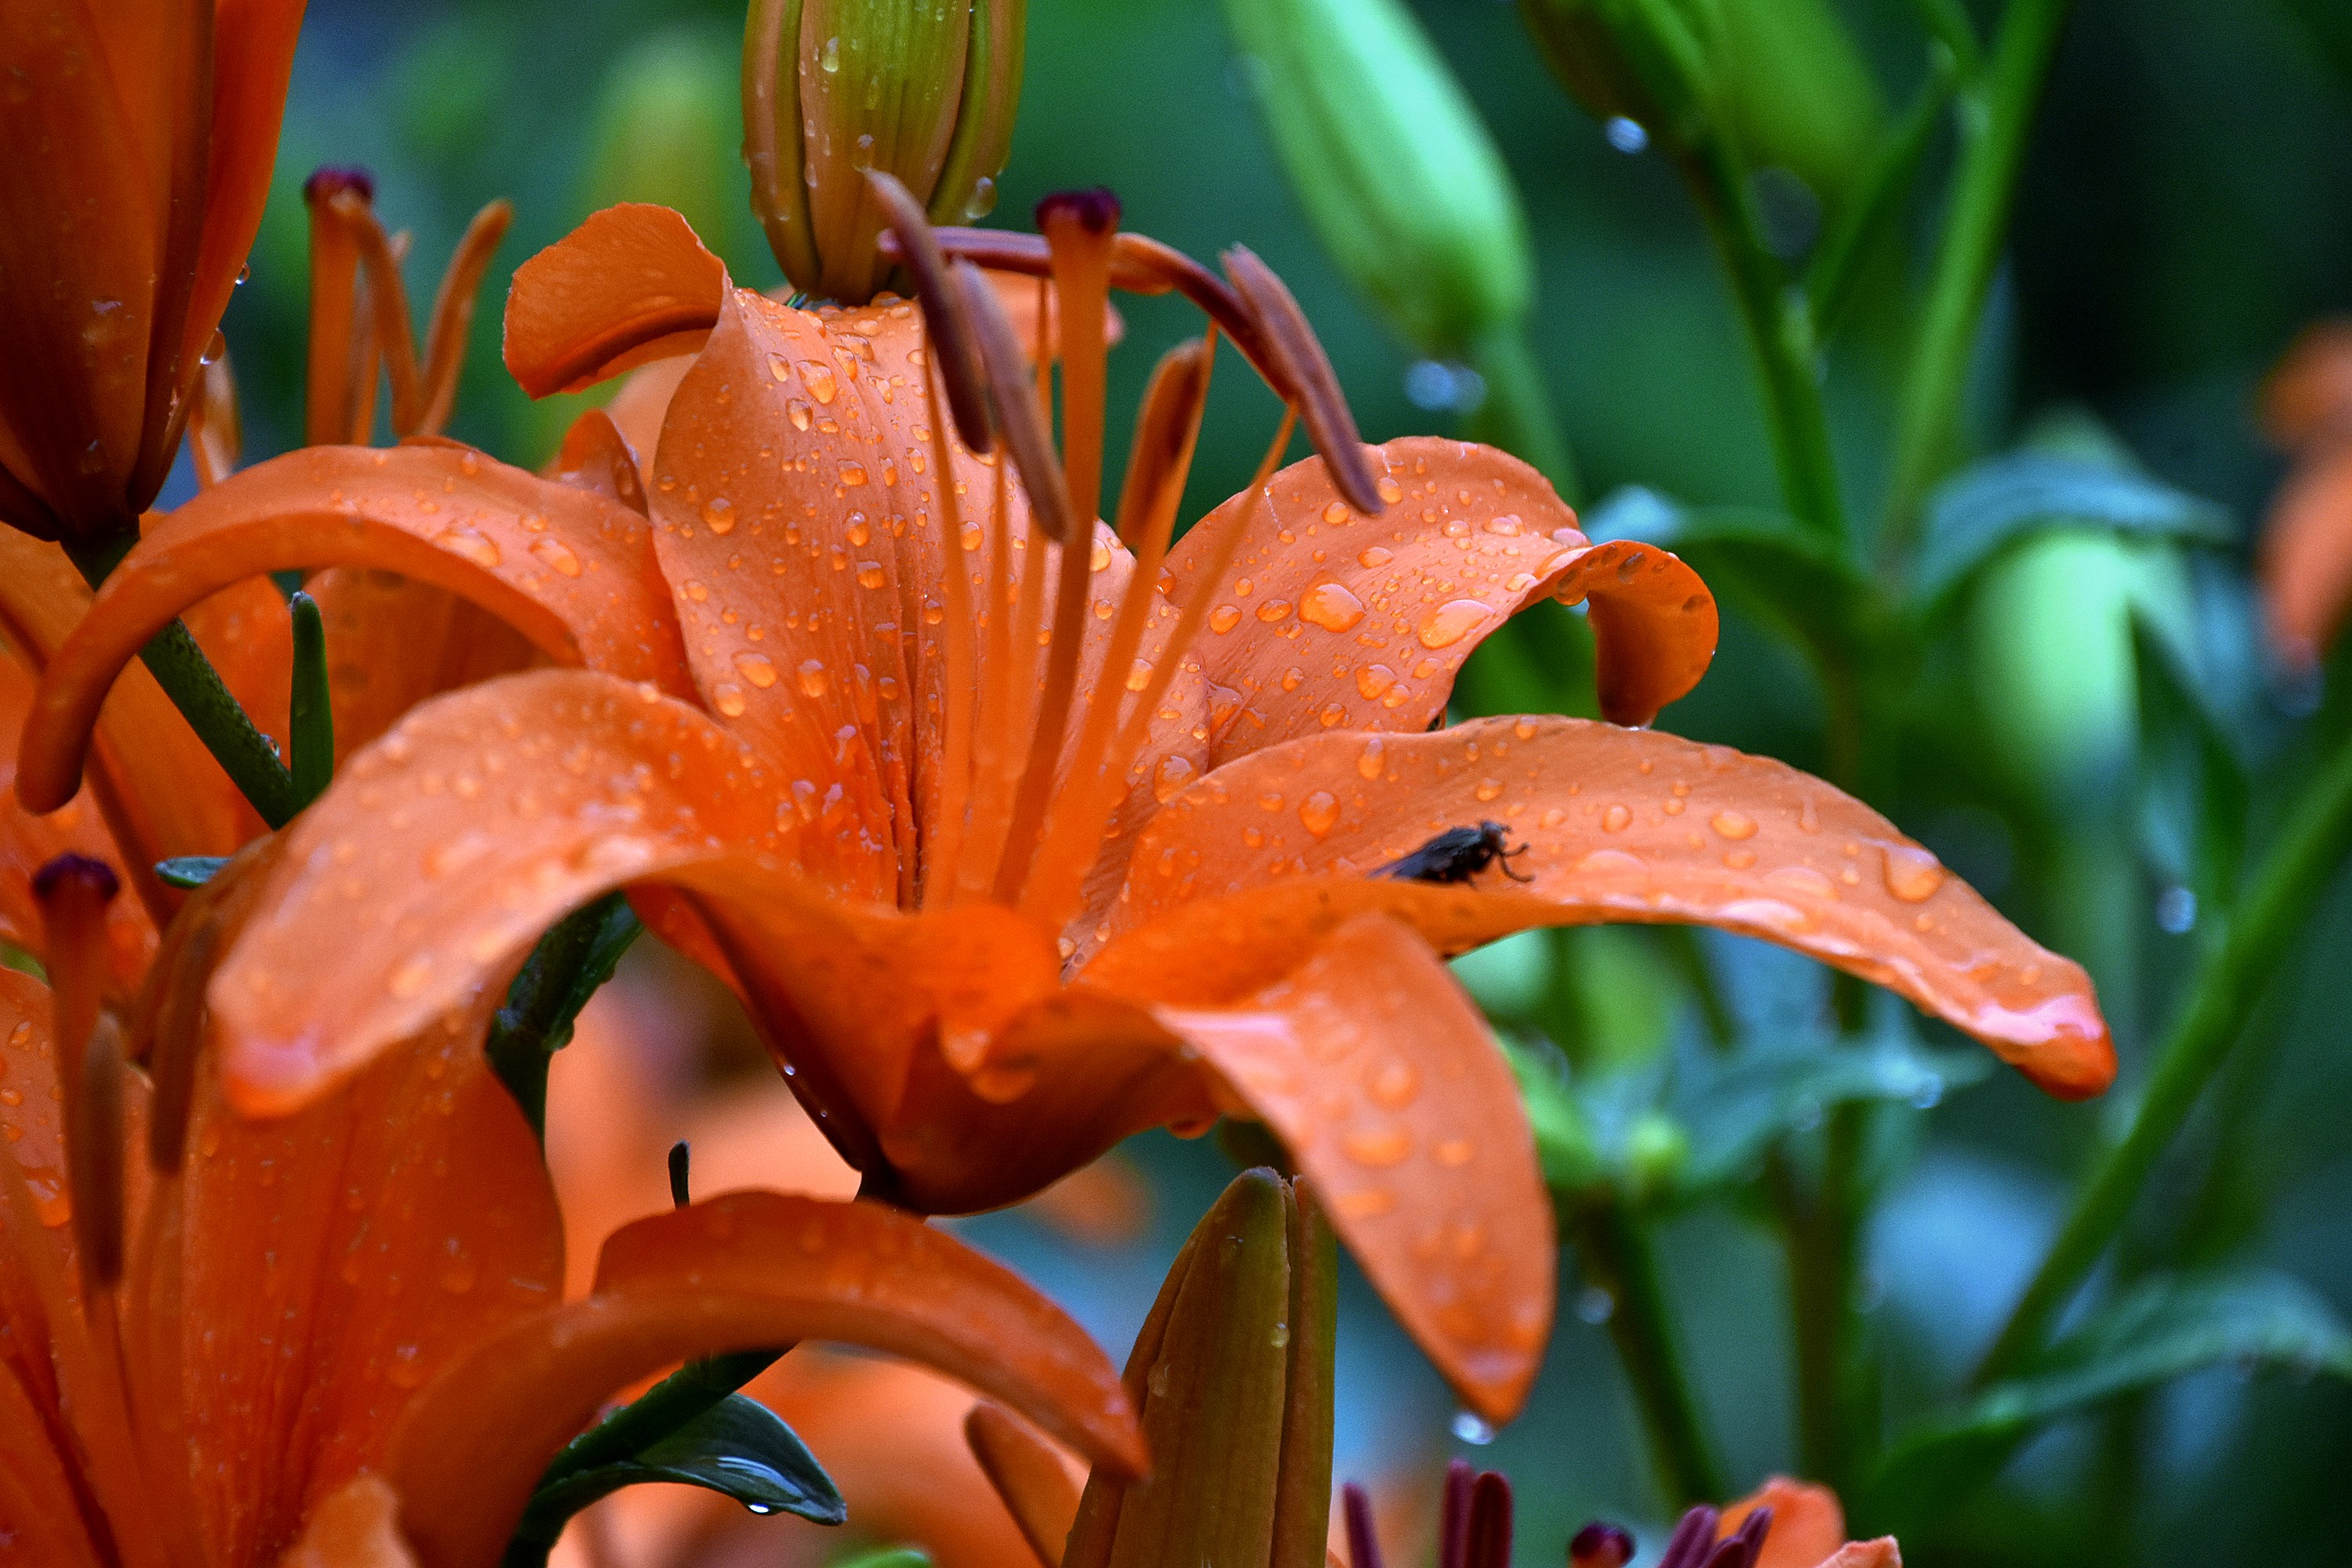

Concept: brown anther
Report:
left=303, top=165, right=376, bottom=205
left=1342, top=1483, right=1386, bottom=1568
left=1220, top=246, right=1384, bottom=516
left=1036, top=187, right=1122, bottom=235
left=1464, top=1472, right=1513, bottom=1568
left=867, top=171, right=994, bottom=453
left=1569, top=1523, right=1636, bottom=1568
left=1656, top=1506, right=1722, bottom=1568
left=953, top=260, right=1077, bottom=545
left=1439, top=1460, right=1474, bottom=1568
left=1703, top=1507, right=1773, bottom=1568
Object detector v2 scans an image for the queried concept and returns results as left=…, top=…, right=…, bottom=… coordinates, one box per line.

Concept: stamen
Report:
left=412, top=198, right=515, bottom=437
left=330, top=190, right=426, bottom=435
left=1341, top=1483, right=1385, bottom=1568
left=142, top=912, right=218, bottom=1174
left=1439, top=1459, right=1473, bottom=1568
left=1018, top=335, right=1214, bottom=926
left=668, top=1140, right=692, bottom=1207
left=1221, top=246, right=1385, bottom=515
left=1705, top=1506, right=1773, bottom=1568
left=919, top=354, right=985, bottom=911
left=1656, top=1505, right=1722, bottom=1568
left=965, top=1402, right=1083, bottom=1568
left=1569, top=1523, right=1636, bottom=1568
left=34, top=853, right=121, bottom=1294
left=188, top=353, right=240, bottom=488
left=72, top=1017, right=125, bottom=1293
left=949, top=459, right=1026, bottom=905
left=303, top=167, right=369, bottom=445
left=866, top=171, right=993, bottom=452
left=1463, top=1471, right=1512, bottom=1568
left=987, top=194, right=1122, bottom=904
left=956, top=262, right=1077, bottom=544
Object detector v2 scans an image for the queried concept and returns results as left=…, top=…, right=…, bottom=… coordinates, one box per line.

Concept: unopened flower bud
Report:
left=1226, top=0, right=1531, bottom=357
left=743, top=0, right=1025, bottom=303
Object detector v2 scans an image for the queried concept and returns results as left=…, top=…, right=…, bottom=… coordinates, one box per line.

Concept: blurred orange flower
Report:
left=2259, top=321, right=2352, bottom=666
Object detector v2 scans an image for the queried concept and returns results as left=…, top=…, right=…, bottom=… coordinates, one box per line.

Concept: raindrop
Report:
left=856, top=561, right=887, bottom=590
left=746, top=1503, right=778, bottom=1516
left=1790, top=1094, right=1824, bottom=1133
left=1881, top=843, right=1944, bottom=902
left=797, top=659, right=830, bottom=698
left=819, top=35, right=840, bottom=71
left=234, top=263, right=251, bottom=285
left=1451, top=1410, right=1497, bottom=1446
left=528, top=535, right=581, bottom=577
left=1298, top=790, right=1340, bottom=836
left=1908, top=1073, right=1944, bottom=1110
left=1357, top=546, right=1393, bottom=569
left=1603, top=116, right=1649, bottom=154
left=1601, top=804, right=1632, bottom=833
left=1710, top=810, right=1757, bottom=840
left=2154, top=884, right=2197, bottom=935
left=735, top=652, right=779, bottom=688
left=1575, top=1285, right=1616, bottom=1324
left=702, top=496, right=737, bottom=535
left=1209, top=604, right=1243, bottom=634
left=199, top=328, right=226, bottom=365
left=1404, top=361, right=1486, bottom=413
left=1299, top=580, right=1366, bottom=632
left=1417, top=598, right=1494, bottom=648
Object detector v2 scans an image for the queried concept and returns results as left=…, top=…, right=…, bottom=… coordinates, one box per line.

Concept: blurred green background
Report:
left=213, top=2, right=2352, bottom=1563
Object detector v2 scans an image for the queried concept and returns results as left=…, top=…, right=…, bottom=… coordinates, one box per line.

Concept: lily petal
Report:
left=1719, top=1478, right=1845, bottom=1568
left=1161, top=437, right=1715, bottom=751
left=1095, top=716, right=2114, bottom=1098
left=303, top=568, right=539, bottom=762
left=503, top=203, right=727, bottom=398
left=16, top=445, right=692, bottom=815
left=205, top=669, right=858, bottom=1115
left=280, top=1476, right=419, bottom=1568
left=2259, top=439, right=2352, bottom=666
left=381, top=1191, right=1145, bottom=1568
left=168, top=1002, right=563, bottom=1563
left=0, top=1354, right=104, bottom=1568
left=1158, top=912, right=1552, bottom=1425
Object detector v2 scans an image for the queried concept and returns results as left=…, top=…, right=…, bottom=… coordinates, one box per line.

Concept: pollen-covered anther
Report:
left=1220, top=245, right=1385, bottom=516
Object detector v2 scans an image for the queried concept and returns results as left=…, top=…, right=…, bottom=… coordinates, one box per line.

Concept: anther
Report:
left=303, top=165, right=377, bottom=205
left=1569, top=1523, right=1635, bottom=1568
left=1341, top=1482, right=1386, bottom=1568
left=1703, top=1506, right=1772, bottom=1568
left=1439, top=1459, right=1473, bottom=1568
left=1035, top=187, right=1123, bottom=235
left=1655, top=1506, right=1722, bottom=1568
left=1220, top=245, right=1385, bottom=515
left=868, top=171, right=994, bottom=452
left=1464, top=1471, right=1513, bottom=1568
left=953, top=260, right=1076, bottom=544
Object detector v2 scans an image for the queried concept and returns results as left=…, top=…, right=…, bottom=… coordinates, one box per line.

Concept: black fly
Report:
left=1374, top=821, right=1536, bottom=884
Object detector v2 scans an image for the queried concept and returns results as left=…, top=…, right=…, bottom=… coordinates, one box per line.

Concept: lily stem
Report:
left=1676, top=139, right=1847, bottom=546
left=483, top=891, right=644, bottom=1142
left=1879, top=0, right=2078, bottom=561
left=65, top=536, right=299, bottom=829
left=1570, top=1196, right=1727, bottom=1508
left=1974, top=724, right=2352, bottom=1386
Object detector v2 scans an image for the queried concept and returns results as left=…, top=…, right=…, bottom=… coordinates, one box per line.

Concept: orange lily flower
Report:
left=0, top=842, right=1142, bottom=1566
left=14, top=194, right=2113, bottom=1430
left=0, top=0, right=305, bottom=546
left=2258, top=320, right=2352, bottom=667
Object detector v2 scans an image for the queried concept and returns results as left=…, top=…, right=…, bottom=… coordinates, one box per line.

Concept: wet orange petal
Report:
left=16, top=444, right=693, bottom=815
left=967, top=1400, right=1084, bottom=1568
left=0, top=0, right=158, bottom=533
left=0, top=1354, right=105, bottom=1567
left=1156, top=912, right=1553, bottom=1423
left=1817, top=1541, right=1900, bottom=1568
left=303, top=568, right=543, bottom=763
left=281, top=1476, right=419, bottom=1568
left=0, top=528, right=256, bottom=898
left=1162, top=438, right=1713, bottom=757
left=169, top=1014, right=562, bottom=1564
left=503, top=203, right=728, bottom=398
left=2259, top=441, right=2352, bottom=666
left=1096, top=716, right=2114, bottom=1098
left=206, top=669, right=866, bottom=1115
left=383, top=1192, right=1145, bottom=1568
left=1719, top=1479, right=1845, bottom=1568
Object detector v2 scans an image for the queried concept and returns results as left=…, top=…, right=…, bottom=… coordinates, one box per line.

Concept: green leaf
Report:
left=1584, top=487, right=1873, bottom=670
left=155, top=856, right=228, bottom=889
left=830, top=1549, right=934, bottom=1568
left=1865, top=1269, right=2352, bottom=1524
left=1911, top=448, right=2233, bottom=615
left=509, top=1394, right=844, bottom=1563
left=1670, top=1028, right=1991, bottom=1193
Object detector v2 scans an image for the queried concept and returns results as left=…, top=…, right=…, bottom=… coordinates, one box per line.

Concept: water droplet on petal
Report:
left=1711, top=810, right=1757, bottom=840
left=713, top=682, right=749, bottom=717
left=1882, top=843, right=1944, bottom=902
left=1209, top=604, right=1243, bottom=634
left=797, top=659, right=830, bottom=698
left=702, top=496, right=736, bottom=535
left=1417, top=598, right=1494, bottom=648
left=1602, top=804, right=1632, bottom=833
left=529, top=535, right=581, bottom=576
left=733, top=652, right=778, bottom=688
left=1298, top=790, right=1340, bottom=836
left=1358, top=546, right=1394, bottom=569
left=1152, top=753, right=1196, bottom=803
left=1452, top=1410, right=1497, bottom=1445
left=1357, top=736, right=1386, bottom=780
left=1341, top=1126, right=1413, bottom=1167
left=1299, top=580, right=1367, bottom=631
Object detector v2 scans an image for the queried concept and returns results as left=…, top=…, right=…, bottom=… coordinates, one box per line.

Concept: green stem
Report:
left=484, top=891, right=644, bottom=1141
left=1460, top=321, right=1580, bottom=505
left=65, top=538, right=299, bottom=829
left=1974, top=725, right=2352, bottom=1385
left=1880, top=0, right=2077, bottom=560
left=1570, top=1196, right=1726, bottom=1507
left=288, top=591, right=334, bottom=811
left=1676, top=138, right=1848, bottom=543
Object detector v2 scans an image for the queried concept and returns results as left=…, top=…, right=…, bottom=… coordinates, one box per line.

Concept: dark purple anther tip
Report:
left=1568, top=1523, right=1635, bottom=1568
left=303, top=165, right=376, bottom=205
left=1036, top=186, right=1122, bottom=234
left=32, top=852, right=118, bottom=906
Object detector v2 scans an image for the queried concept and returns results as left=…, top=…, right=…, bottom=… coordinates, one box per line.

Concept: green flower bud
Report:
left=1226, top=0, right=1532, bottom=355
left=1064, top=1170, right=1336, bottom=1568
left=743, top=0, right=1025, bottom=303
left=585, top=30, right=746, bottom=272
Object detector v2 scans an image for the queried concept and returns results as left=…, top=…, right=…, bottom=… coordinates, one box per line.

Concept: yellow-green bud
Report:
left=586, top=30, right=746, bottom=271
left=742, top=0, right=1024, bottom=303
left=1226, top=0, right=1532, bottom=355
left=1063, top=1169, right=1336, bottom=1568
